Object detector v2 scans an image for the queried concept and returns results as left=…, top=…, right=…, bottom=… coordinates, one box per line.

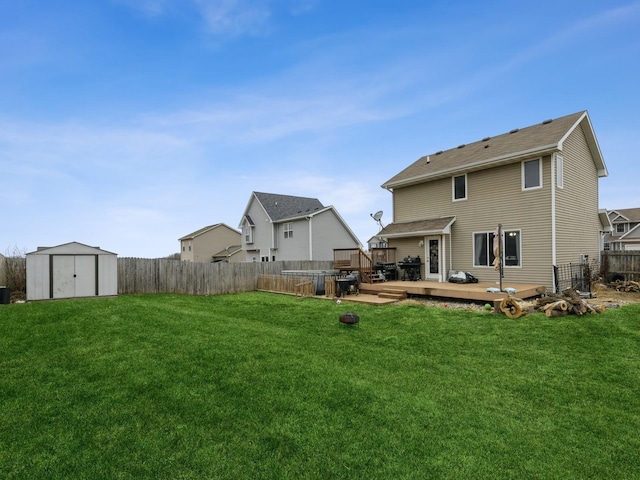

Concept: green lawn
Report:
left=1, top=292, right=639, bottom=479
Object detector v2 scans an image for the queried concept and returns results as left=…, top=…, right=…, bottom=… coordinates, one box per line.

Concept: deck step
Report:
left=378, top=288, right=407, bottom=300
left=358, top=285, right=379, bottom=296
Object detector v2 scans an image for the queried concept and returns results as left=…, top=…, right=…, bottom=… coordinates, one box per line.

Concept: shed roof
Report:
left=27, top=241, right=117, bottom=256
left=382, top=111, right=607, bottom=189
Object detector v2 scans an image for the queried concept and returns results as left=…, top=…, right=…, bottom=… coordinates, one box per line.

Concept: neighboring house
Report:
left=605, top=208, right=640, bottom=251
left=367, top=235, right=388, bottom=251
left=379, top=111, right=609, bottom=291
left=212, top=245, right=244, bottom=263
left=239, top=191, right=361, bottom=262
left=178, top=223, right=242, bottom=263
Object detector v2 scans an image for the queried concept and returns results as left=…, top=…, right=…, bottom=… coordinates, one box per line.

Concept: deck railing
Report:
left=333, top=248, right=375, bottom=283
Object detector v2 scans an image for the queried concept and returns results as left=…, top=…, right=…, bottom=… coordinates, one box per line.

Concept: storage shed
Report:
left=26, top=242, right=118, bottom=301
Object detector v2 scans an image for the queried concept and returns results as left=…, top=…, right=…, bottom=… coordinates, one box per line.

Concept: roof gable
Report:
left=608, top=208, right=640, bottom=223
left=179, top=223, right=239, bottom=241
left=27, top=241, right=116, bottom=256
left=382, top=111, right=607, bottom=189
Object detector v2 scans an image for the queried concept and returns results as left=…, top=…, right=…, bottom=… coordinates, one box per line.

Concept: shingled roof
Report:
left=178, top=223, right=239, bottom=241
left=382, top=111, right=607, bottom=189
left=609, top=208, right=640, bottom=223
left=253, top=192, right=324, bottom=222
left=378, top=216, right=456, bottom=238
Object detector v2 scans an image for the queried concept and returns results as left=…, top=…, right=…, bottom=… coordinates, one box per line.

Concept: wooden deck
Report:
left=332, top=280, right=545, bottom=305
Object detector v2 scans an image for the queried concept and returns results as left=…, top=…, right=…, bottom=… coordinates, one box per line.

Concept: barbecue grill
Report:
left=374, top=262, right=398, bottom=281
left=336, top=274, right=359, bottom=295
left=397, top=256, right=422, bottom=281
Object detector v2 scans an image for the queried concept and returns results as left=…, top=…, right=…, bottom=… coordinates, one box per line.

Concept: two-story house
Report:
left=379, top=111, right=609, bottom=291
left=605, top=208, right=640, bottom=251
left=178, top=223, right=242, bottom=263
left=239, top=191, right=361, bottom=262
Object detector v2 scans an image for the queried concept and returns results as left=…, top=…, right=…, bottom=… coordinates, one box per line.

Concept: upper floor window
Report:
left=243, top=224, right=253, bottom=244
left=522, top=158, right=542, bottom=190
left=284, top=222, right=293, bottom=238
left=616, top=223, right=625, bottom=233
left=452, top=174, right=467, bottom=201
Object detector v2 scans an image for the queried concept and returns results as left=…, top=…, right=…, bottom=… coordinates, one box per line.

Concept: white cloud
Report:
left=113, top=0, right=174, bottom=16
left=193, top=0, right=271, bottom=36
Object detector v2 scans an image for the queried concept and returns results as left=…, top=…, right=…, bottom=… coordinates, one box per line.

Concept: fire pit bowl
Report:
left=339, top=312, right=360, bottom=325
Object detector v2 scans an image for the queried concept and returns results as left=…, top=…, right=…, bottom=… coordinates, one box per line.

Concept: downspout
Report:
left=306, top=216, right=313, bottom=260
left=449, top=234, right=452, bottom=280
left=551, top=154, right=557, bottom=291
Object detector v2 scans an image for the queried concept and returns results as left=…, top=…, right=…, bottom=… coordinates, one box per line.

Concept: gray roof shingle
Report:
left=379, top=216, right=456, bottom=237
left=382, top=111, right=606, bottom=188
left=254, top=192, right=324, bottom=222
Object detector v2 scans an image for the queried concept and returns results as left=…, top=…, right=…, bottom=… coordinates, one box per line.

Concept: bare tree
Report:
left=2, top=245, right=27, bottom=293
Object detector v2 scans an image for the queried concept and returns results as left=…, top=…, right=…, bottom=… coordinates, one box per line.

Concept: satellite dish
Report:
left=370, top=211, right=385, bottom=229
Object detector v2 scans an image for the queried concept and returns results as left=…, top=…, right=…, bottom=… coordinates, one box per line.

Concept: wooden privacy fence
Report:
left=601, top=251, right=640, bottom=282
left=117, top=258, right=333, bottom=295
left=258, top=275, right=316, bottom=298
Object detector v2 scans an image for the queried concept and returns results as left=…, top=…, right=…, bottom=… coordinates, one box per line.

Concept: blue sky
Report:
left=2, top=0, right=639, bottom=257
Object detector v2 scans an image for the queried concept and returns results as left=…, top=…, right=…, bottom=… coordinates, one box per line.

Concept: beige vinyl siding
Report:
left=391, top=237, right=429, bottom=279
left=391, top=156, right=555, bottom=287
left=554, top=125, right=601, bottom=266
left=191, top=227, right=241, bottom=263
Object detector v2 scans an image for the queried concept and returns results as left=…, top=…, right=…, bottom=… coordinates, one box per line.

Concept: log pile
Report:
left=535, top=288, right=605, bottom=317
left=607, top=280, right=640, bottom=293
left=498, top=296, right=526, bottom=319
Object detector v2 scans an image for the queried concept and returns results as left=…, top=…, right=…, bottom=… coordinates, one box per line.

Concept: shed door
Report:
left=52, top=256, right=75, bottom=298
left=52, top=255, right=97, bottom=298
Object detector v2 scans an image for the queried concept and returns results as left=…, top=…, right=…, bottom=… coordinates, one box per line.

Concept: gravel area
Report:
left=396, top=283, right=640, bottom=312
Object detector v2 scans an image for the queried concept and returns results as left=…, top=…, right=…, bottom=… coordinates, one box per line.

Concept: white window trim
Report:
left=472, top=229, right=522, bottom=268
left=452, top=174, right=467, bottom=201
left=472, top=231, right=495, bottom=268
left=243, top=222, right=254, bottom=244
left=284, top=222, right=293, bottom=238
left=556, top=155, right=564, bottom=189
left=503, top=229, right=522, bottom=268
left=522, top=158, right=543, bottom=191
